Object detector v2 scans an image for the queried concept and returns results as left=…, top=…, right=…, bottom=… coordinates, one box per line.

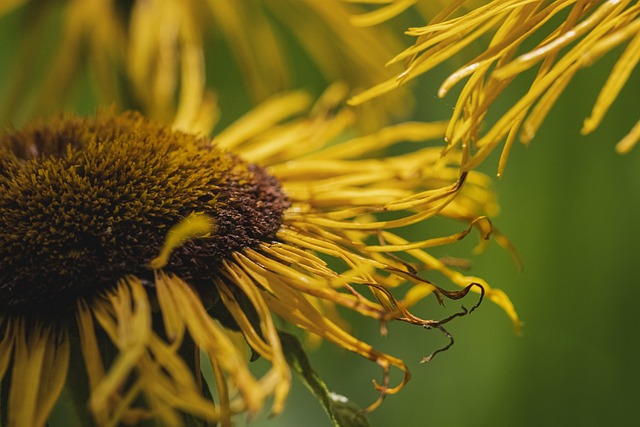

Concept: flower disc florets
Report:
left=0, top=111, right=289, bottom=315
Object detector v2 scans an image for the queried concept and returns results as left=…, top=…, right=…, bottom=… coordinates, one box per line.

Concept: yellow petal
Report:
left=7, top=320, right=69, bottom=427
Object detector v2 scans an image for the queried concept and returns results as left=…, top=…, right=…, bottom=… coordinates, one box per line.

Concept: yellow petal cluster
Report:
left=351, top=0, right=640, bottom=174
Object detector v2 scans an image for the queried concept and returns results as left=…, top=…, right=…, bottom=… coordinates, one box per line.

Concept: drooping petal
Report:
left=155, top=272, right=268, bottom=417
left=85, top=277, right=153, bottom=425
left=6, top=320, right=69, bottom=427
left=257, top=275, right=410, bottom=413
left=217, top=261, right=292, bottom=415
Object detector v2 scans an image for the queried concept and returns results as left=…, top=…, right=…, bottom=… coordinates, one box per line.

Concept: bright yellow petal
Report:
left=156, top=272, right=265, bottom=416
left=88, top=277, right=151, bottom=424
left=7, top=320, right=69, bottom=427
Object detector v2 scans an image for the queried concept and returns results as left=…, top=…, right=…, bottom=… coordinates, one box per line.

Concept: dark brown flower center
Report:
left=0, top=112, right=289, bottom=315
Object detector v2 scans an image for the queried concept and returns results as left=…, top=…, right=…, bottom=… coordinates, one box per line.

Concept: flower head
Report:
left=0, top=111, right=287, bottom=315
left=0, top=91, right=518, bottom=425
left=350, top=0, right=640, bottom=174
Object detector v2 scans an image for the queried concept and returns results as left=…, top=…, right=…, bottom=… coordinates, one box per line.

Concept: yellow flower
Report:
left=350, top=0, right=640, bottom=175
left=1, top=0, right=410, bottom=131
left=0, top=89, right=518, bottom=426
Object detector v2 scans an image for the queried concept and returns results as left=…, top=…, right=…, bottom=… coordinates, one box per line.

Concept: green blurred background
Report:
left=2, top=3, right=640, bottom=427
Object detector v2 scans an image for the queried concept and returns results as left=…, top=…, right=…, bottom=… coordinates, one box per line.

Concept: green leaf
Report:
left=278, top=332, right=370, bottom=427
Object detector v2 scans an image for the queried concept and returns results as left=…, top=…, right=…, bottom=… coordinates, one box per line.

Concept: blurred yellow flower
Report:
left=350, top=0, right=640, bottom=175
left=0, top=88, right=517, bottom=426
left=0, top=0, right=411, bottom=131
